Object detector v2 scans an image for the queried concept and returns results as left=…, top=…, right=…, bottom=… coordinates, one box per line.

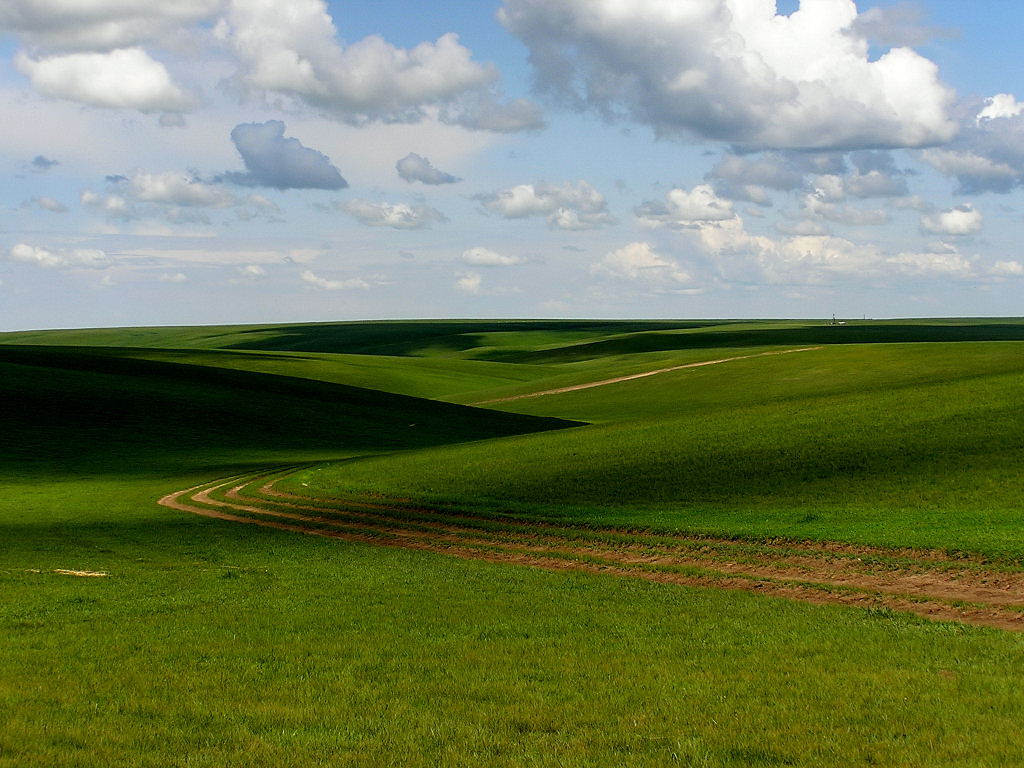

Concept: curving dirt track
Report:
left=160, top=469, right=1024, bottom=632
left=474, top=347, right=823, bottom=405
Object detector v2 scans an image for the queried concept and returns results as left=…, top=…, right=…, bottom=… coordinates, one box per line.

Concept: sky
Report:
left=1, top=0, right=1023, bottom=330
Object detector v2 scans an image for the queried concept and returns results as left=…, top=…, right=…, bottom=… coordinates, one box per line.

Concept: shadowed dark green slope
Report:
left=0, top=320, right=707, bottom=356
left=478, top=321, right=1024, bottom=363
left=5, top=318, right=1024, bottom=362
left=0, top=345, right=580, bottom=478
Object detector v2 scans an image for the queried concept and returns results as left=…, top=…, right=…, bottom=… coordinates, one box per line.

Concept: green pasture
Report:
left=2, top=318, right=1024, bottom=766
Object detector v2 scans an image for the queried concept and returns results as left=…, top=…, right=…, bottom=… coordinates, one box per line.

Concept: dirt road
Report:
left=474, top=347, right=823, bottom=404
left=161, top=470, right=1024, bottom=632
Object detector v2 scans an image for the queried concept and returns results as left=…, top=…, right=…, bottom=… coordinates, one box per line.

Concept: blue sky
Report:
left=1, top=0, right=1022, bottom=330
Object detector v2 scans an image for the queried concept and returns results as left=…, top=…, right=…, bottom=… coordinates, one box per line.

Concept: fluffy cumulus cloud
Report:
left=126, top=172, right=236, bottom=207
left=224, top=121, right=348, bottom=190
left=499, top=0, right=956, bottom=150
left=920, top=205, right=983, bottom=236
left=396, top=153, right=460, bottom=185
left=216, top=0, right=496, bottom=123
left=4, top=0, right=541, bottom=129
left=706, top=152, right=806, bottom=204
left=592, top=242, right=692, bottom=285
left=340, top=199, right=446, bottom=229
left=636, top=185, right=736, bottom=228
left=81, top=189, right=136, bottom=220
left=15, top=48, right=194, bottom=112
left=0, top=0, right=222, bottom=51
left=977, top=94, right=1024, bottom=123
left=811, top=152, right=910, bottom=200
left=300, top=270, right=370, bottom=290
left=459, top=247, right=523, bottom=266
left=80, top=171, right=238, bottom=223
left=480, top=181, right=614, bottom=230
left=7, top=243, right=113, bottom=269
left=694, top=218, right=884, bottom=283
left=688, top=215, right=978, bottom=285
left=921, top=94, right=1024, bottom=194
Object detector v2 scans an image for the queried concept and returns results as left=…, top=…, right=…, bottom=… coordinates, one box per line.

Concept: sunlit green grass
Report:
left=295, top=343, right=1024, bottom=558
left=4, top=319, right=1024, bottom=766
left=4, top=475, right=1024, bottom=768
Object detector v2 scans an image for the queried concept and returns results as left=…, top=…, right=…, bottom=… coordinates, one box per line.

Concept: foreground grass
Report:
left=3, top=475, right=1024, bottom=767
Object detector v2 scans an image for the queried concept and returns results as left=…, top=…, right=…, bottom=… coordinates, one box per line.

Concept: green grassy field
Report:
left=2, top=318, right=1024, bottom=766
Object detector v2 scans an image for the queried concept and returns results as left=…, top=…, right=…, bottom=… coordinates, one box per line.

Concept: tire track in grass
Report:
left=160, top=471, right=1024, bottom=632
left=473, top=347, right=823, bottom=405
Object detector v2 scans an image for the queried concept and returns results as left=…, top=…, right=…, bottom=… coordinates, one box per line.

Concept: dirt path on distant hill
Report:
left=474, top=347, right=823, bottom=405
left=160, top=471, right=1024, bottom=632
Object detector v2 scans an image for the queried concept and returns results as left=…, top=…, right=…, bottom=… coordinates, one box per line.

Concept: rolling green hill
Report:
left=0, top=344, right=578, bottom=478
left=3, top=319, right=1024, bottom=767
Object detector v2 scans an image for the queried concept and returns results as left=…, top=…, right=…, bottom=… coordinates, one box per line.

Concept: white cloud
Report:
left=28, top=196, right=68, bottom=213
left=300, top=270, right=370, bottom=290
left=592, top=242, right=692, bottom=285
left=636, top=185, right=736, bottom=228
left=7, top=243, right=113, bottom=269
left=158, top=272, right=188, bottom=283
left=0, top=0, right=222, bottom=51
left=82, top=172, right=238, bottom=224
left=15, top=48, right=194, bottom=113
left=396, top=153, right=459, bottom=185
left=459, top=247, right=523, bottom=266
left=127, top=172, right=236, bottom=207
left=977, top=94, right=1024, bottom=123
left=81, top=190, right=136, bottom=220
left=991, top=260, right=1024, bottom=277
left=500, top=0, right=956, bottom=150
left=920, top=149, right=1020, bottom=192
left=706, top=152, right=805, bottom=203
left=812, top=170, right=909, bottom=202
left=920, top=205, right=983, bottom=236
left=690, top=214, right=983, bottom=286
left=454, top=271, right=482, bottom=293
left=218, top=0, right=494, bottom=123
left=693, top=218, right=882, bottom=284
left=801, top=194, right=890, bottom=226
left=921, top=95, right=1024, bottom=194
left=480, top=181, right=614, bottom=230
left=236, top=264, right=266, bottom=279
left=887, top=250, right=974, bottom=277
left=340, top=199, right=446, bottom=229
